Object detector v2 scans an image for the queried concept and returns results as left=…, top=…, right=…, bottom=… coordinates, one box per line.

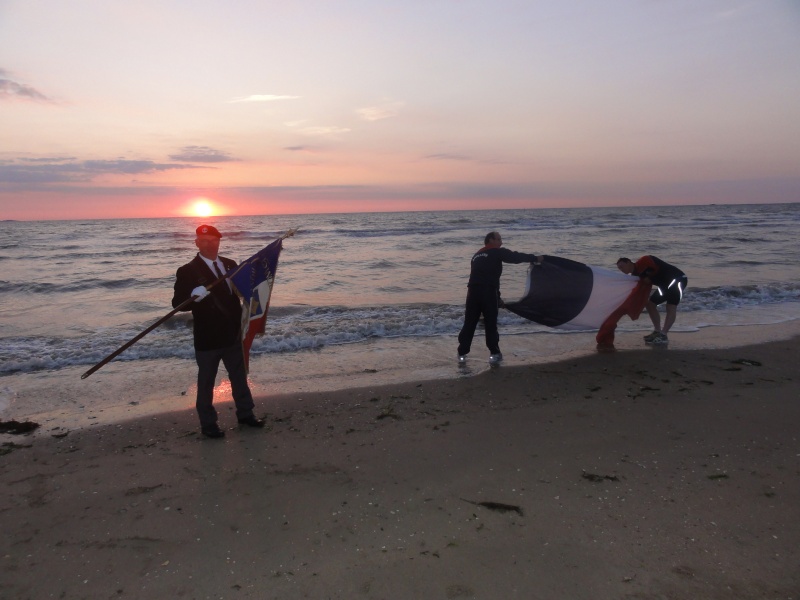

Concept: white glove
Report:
left=191, top=286, right=209, bottom=302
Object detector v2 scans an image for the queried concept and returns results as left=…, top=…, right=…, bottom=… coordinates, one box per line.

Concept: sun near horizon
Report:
left=184, top=198, right=220, bottom=218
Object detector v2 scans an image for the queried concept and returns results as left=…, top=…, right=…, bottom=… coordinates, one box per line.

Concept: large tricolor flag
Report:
left=229, top=238, right=283, bottom=371
left=504, top=255, right=651, bottom=346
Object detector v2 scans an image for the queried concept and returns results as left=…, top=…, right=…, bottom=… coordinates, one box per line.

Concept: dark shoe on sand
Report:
left=651, top=333, right=669, bottom=345
left=201, top=424, right=225, bottom=439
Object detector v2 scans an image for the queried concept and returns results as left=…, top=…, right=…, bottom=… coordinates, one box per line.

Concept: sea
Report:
left=2, top=203, right=799, bottom=429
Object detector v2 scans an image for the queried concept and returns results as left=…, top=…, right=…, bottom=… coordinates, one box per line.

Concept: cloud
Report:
left=19, top=156, right=77, bottom=163
left=357, top=102, right=403, bottom=121
left=169, top=146, right=236, bottom=163
left=714, top=2, right=756, bottom=19
left=0, top=71, right=53, bottom=103
left=0, top=158, right=201, bottom=184
left=284, top=145, right=321, bottom=153
left=228, top=94, right=300, bottom=103
left=298, top=126, right=351, bottom=136
left=81, top=159, right=198, bottom=174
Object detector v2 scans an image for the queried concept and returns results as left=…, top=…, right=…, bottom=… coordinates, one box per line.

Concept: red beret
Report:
left=196, top=224, right=222, bottom=238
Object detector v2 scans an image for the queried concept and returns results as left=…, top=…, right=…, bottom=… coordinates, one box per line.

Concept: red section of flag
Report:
left=595, top=281, right=652, bottom=348
left=241, top=310, right=267, bottom=370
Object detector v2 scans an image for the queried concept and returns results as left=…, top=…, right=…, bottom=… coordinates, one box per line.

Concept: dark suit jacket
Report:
left=172, top=254, right=243, bottom=351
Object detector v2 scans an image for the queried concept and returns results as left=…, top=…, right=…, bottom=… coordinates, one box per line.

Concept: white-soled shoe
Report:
left=651, top=333, right=669, bottom=345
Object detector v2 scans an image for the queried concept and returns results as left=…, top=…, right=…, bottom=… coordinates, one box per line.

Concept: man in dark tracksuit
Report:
left=172, top=224, right=265, bottom=439
left=457, top=231, right=541, bottom=364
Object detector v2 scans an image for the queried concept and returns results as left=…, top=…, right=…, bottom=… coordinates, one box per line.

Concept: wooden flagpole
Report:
left=80, top=273, right=229, bottom=379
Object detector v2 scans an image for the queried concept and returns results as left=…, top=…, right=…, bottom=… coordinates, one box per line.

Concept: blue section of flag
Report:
left=506, top=256, right=594, bottom=327
left=228, top=238, right=283, bottom=370
left=229, top=239, right=282, bottom=316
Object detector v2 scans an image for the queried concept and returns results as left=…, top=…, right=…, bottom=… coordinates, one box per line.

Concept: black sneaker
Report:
left=651, top=333, right=669, bottom=345
left=201, top=424, right=225, bottom=439
left=238, top=416, right=266, bottom=428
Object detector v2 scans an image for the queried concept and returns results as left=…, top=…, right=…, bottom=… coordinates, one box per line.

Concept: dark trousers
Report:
left=457, top=285, right=500, bottom=356
left=194, top=343, right=255, bottom=427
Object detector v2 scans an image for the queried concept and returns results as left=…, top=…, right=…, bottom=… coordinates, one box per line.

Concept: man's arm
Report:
left=634, top=256, right=658, bottom=280
left=497, top=289, right=506, bottom=308
left=173, top=264, right=200, bottom=310
left=498, top=248, right=539, bottom=264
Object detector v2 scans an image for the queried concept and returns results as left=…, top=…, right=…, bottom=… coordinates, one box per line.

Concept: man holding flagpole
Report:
left=172, top=224, right=265, bottom=439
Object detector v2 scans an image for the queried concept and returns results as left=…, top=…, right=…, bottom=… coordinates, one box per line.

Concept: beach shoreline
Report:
left=2, top=333, right=799, bottom=599
left=3, top=319, right=800, bottom=437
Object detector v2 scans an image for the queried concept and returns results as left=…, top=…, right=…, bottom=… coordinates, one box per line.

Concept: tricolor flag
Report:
left=504, top=255, right=651, bottom=346
left=229, top=238, right=283, bottom=371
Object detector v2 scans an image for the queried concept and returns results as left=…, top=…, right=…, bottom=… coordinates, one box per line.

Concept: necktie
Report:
left=213, top=261, right=231, bottom=294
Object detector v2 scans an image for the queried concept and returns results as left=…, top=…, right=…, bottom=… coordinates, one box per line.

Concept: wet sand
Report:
left=1, top=334, right=798, bottom=599
left=6, top=319, right=800, bottom=434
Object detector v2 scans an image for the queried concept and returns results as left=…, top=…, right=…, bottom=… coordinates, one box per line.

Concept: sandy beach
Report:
left=2, top=333, right=799, bottom=599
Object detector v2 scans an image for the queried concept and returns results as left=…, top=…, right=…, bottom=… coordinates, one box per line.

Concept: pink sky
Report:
left=2, top=1, right=799, bottom=220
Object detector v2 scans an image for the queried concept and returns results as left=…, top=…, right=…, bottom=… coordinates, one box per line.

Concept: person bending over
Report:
left=616, top=255, right=688, bottom=345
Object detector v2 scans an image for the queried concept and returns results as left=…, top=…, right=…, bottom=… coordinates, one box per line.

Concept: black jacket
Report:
left=172, top=254, right=242, bottom=351
left=467, top=246, right=538, bottom=289
left=633, top=255, right=686, bottom=289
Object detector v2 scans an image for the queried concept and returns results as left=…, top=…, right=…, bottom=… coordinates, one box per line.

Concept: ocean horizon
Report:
left=2, top=202, right=799, bottom=429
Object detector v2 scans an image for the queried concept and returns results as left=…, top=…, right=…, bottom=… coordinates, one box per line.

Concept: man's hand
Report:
left=191, top=286, right=209, bottom=302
